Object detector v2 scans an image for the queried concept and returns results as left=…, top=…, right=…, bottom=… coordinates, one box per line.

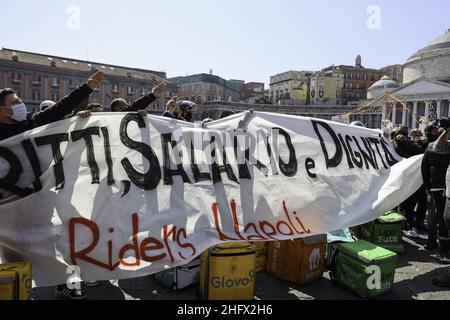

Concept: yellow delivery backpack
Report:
left=0, top=262, right=32, bottom=300
left=200, top=242, right=256, bottom=300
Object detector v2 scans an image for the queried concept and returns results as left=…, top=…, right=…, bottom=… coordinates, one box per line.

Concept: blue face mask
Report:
left=11, top=103, right=28, bottom=122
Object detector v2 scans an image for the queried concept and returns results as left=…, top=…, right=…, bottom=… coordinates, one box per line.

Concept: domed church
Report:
left=366, top=29, right=450, bottom=128
left=403, top=29, right=450, bottom=84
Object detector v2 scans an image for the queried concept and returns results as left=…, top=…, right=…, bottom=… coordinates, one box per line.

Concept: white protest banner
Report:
left=0, top=112, right=422, bottom=286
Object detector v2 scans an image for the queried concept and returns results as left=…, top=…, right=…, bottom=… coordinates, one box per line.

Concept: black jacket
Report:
left=123, top=93, right=157, bottom=112
left=421, top=145, right=450, bottom=190
left=0, top=84, right=93, bottom=141
left=395, top=140, right=422, bottom=159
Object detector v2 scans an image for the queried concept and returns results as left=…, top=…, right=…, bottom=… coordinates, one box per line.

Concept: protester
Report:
left=433, top=162, right=450, bottom=286
left=0, top=71, right=103, bottom=141
left=421, top=120, right=450, bottom=263
left=86, top=103, right=104, bottom=113
left=161, top=97, right=180, bottom=118
left=0, top=71, right=104, bottom=299
left=177, top=100, right=197, bottom=122
left=393, top=126, right=423, bottom=237
left=110, top=82, right=167, bottom=112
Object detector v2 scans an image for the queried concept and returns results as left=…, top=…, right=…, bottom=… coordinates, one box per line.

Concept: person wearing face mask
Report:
left=176, top=100, right=197, bottom=122
left=0, top=71, right=104, bottom=141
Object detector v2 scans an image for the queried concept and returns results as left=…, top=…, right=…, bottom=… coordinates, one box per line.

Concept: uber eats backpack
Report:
left=360, top=211, right=406, bottom=253
left=329, top=240, right=398, bottom=298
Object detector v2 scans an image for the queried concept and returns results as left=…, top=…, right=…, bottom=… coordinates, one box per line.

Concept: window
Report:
left=32, top=75, right=41, bottom=85
left=32, top=91, right=40, bottom=101
left=12, top=72, right=21, bottom=83
left=51, top=78, right=60, bottom=88
left=191, top=96, right=195, bottom=102
left=112, top=84, right=119, bottom=94
left=52, top=93, right=59, bottom=101
left=127, top=86, right=134, bottom=95
left=319, top=79, right=324, bottom=90
left=68, top=79, right=77, bottom=89
left=364, top=74, right=368, bottom=81
left=141, top=88, right=146, bottom=96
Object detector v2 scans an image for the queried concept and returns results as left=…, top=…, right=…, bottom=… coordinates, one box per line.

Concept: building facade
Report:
left=269, top=71, right=313, bottom=105
left=379, top=64, right=403, bottom=84
left=309, top=70, right=344, bottom=105
left=169, top=74, right=241, bottom=108
left=240, top=82, right=265, bottom=102
left=322, top=55, right=384, bottom=105
left=0, top=48, right=171, bottom=112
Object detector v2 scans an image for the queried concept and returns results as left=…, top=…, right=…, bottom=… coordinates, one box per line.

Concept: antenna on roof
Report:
left=86, top=48, right=89, bottom=61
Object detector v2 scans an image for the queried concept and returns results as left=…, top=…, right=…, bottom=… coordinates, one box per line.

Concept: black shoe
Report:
left=55, top=284, right=87, bottom=300
left=424, top=243, right=437, bottom=250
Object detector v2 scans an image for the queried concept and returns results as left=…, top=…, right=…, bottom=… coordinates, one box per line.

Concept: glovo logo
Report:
left=211, top=269, right=256, bottom=289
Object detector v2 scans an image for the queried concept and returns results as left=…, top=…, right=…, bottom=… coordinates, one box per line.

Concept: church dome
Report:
left=403, top=29, right=450, bottom=84
left=367, top=75, right=399, bottom=99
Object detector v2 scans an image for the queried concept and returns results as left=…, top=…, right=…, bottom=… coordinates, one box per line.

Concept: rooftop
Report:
left=0, top=48, right=167, bottom=82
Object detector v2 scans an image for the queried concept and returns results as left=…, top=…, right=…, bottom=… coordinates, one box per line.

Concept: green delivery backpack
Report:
left=329, top=240, right=398, bottom=298
left=360, top=211, right=406, bottom=253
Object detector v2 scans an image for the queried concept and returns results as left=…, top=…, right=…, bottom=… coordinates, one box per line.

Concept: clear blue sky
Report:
left=1, top=0, right=449, bottom=86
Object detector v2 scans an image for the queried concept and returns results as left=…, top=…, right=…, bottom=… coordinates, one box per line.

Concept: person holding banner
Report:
left=0, top=71, right=103, bottom=299
left=110, top=82, right=167, bottom=112
left=0, top=71, right=104, bottom=141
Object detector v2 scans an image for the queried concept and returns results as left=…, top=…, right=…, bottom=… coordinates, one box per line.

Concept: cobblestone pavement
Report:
left=32, top=234, right=450, bottom=300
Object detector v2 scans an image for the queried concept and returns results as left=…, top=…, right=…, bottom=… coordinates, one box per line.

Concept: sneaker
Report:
left=430, top=253, right=450, bottom=264
left=406, top=228, right=420, bottom=238
left=85, top=281, right=100, bottom=287
left=55, top=284, right=87, bottom=300
left=424, top=243, right=437, bottom=250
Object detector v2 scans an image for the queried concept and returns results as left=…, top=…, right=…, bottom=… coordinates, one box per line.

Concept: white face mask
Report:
left=11, top=103, right=28, bottom=122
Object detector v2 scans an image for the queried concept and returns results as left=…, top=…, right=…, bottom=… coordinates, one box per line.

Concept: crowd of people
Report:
left=0, top=70, right=449, bottom=299
left=377, top=120, right=450, bottom=288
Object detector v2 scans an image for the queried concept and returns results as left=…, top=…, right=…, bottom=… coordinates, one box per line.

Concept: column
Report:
left=392, top=102, right=397, bottom=124
left=412, top=101, right=418, bottom=129
left=401, top=103, right=407, bottom=126
left=382, top=103, right=387, bottom=121
left=437, top=100, right=442, bottom=119
left=424, top=101, right=430, bottom=121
